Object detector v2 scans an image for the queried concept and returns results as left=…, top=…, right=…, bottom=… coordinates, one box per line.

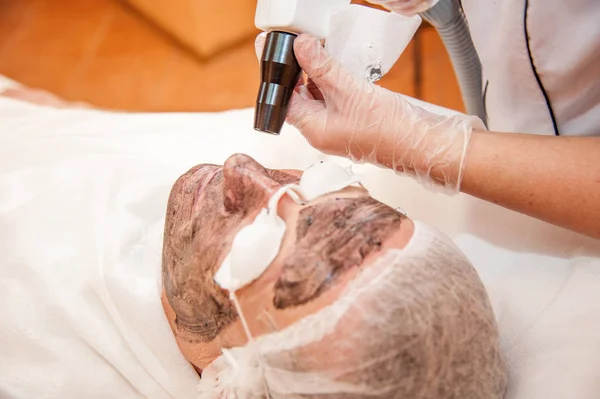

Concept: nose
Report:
left=223, top=154, right=281, bottom=213
left=223, top=154, right=268, bottom=176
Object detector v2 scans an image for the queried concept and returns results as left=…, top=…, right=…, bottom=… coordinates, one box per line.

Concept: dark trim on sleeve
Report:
left=523, top=0, right=560, bottom=135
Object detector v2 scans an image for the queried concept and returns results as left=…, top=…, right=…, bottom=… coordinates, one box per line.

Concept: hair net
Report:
left=197, top=221, right=507, bottom=398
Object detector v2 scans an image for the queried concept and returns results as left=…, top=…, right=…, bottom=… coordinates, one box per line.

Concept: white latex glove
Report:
left=367, top=0, right=439, bottom=16
left=255, top=33, right=482, bottom=194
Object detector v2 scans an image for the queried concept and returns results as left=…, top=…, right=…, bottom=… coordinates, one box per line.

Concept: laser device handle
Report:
left=254, top=31, right=303, bottom=135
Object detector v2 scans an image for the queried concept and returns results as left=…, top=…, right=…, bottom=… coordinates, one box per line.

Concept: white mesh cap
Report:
left=197, top=222, right=507, bottom=399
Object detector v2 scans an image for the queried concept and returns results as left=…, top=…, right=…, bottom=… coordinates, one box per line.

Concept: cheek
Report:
left=223, top=261, right=359, bottom=349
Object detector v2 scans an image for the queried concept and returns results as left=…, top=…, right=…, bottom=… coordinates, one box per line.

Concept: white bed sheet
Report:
left=1, top=76, right=599, bottom=399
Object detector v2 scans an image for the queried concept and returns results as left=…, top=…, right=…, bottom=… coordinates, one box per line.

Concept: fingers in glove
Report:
left=293, top=34, right=353, bottom=100
left=287, top=90, right=327, bottom=143
left=306, top=78, right=324, bottom=102
left=254, top=32, right=267, bottom=62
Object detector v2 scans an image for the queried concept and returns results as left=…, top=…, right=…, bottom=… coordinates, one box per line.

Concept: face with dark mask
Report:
left=161, top=153, right=412, bottom=367
left=161, top=153, right=506, bottom=398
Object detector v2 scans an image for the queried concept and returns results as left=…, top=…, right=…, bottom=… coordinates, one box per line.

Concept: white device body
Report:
left=255, top=0, right=351, bottom=38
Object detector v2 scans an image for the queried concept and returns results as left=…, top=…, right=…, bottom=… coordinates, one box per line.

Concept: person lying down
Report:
left=0, top=149, right=507, bottom=398
left=162, top=153, right=507, bottom=398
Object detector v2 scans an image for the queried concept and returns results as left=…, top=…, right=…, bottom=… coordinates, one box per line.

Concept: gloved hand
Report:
left=367, top=0, right=439, bottom=16
left=255, top=33, right=482, bottom=193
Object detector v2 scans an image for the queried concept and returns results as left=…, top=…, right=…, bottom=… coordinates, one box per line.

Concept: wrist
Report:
left=381, top=114, right=474, bottom=193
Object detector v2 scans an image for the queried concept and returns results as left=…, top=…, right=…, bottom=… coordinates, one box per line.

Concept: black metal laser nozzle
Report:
left=254, top=31, right=303, bottom=135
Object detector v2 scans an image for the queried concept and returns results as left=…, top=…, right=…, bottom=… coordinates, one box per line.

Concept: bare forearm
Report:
left=461, top=131, right=600, bottom=238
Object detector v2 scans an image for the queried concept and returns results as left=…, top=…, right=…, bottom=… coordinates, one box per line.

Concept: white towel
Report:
left=0, top=89, right=599, bottom=399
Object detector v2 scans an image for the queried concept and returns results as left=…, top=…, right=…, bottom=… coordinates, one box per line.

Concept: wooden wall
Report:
left=0, top=0, right=463, bottom=113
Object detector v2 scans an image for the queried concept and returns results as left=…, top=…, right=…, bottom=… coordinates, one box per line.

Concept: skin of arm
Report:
left=459, top=131, right=600, bottom=239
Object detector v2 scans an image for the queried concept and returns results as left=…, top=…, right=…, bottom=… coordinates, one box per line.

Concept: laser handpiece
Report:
left=254, top=31, right=303, bottom=135
left=253, top=0, right=351, bottom=135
